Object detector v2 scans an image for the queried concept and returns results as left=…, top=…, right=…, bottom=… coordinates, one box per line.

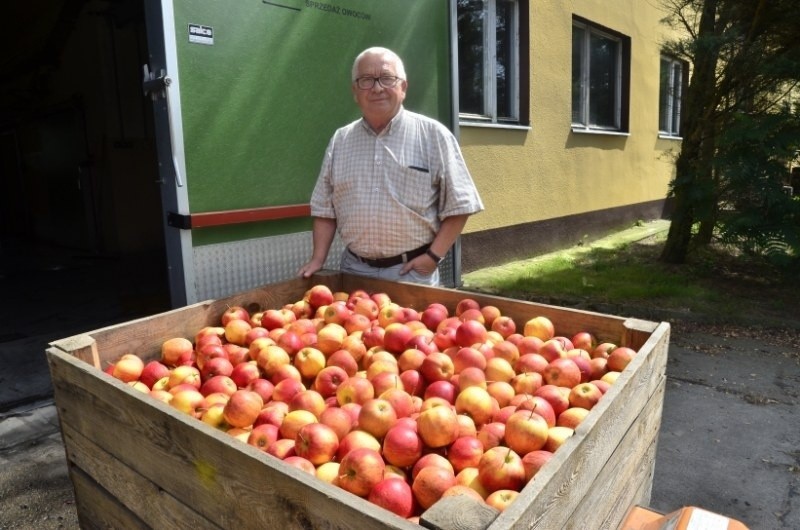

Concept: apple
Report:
left=243, top=326, right=270, bottom=347
left=266, top=438, right=296, bottom=460
left=323, top=300, right=351, bottom=325
left=456, top=366, right=487, bottom=392
left=294, top=346, right=326, bottom=379
left=272, top=378, right=306, bottom=403
left=534, top=384, right=572, bottom=417
left=455, top=386, right=495, bottom=427
left=569, top=355, right=593, bottom=383
left=200, top=375, right=238, bottom=397
left=382, top=424, right=424, bottom=468
left=455, top=467, right=490, bottom=499
left=381, top=322, right=412, bottom=354
left=202, top=392, right=231, bottom=409
left=255, top=345, right=290, bottom=378
left=571, top=331, right=597, bottom=351
left=318, top=406, right=353, bottom=441
left=352, top=297, right=379, bottom=320
left=455, top=298, right=481, bottom=317
left=557, top=407, right=591, bottom=429
left=484, top=357, right=515, bottom=384
left=455, top=319, right=488, bottom=348
left=542, top=358, right=582, bottom=388
left=289, top=389, right=327, bottom=418
left=523, top=316, right=555, bottom=341
left=169, top=388, right=205, bottom=416
left=343, top=313, right=372, bottom=335
left=512, top=394, right=556, bottom=428
left=607, top=346, right=637, bottom=372
left=592, top=342, right=617, bottom=359
left=485, top=489, right=519, bottom=512
left=294, top=423, right=339, bottom=465
left=569, top=382, right=603, bottom=410
left=149, top=389, right=173, bottom=405
left=370, top=292, right=393, bottom=310
left=127, top=381, right=150, bottom=393
left=368, top=478, right=415, bottom=519
left=315, top=461, right=340, bottom=484
left=223, top=389, right=263, bottom=428
left=448, top=435, right=485, bottom=472
left=458, top=308, right=485, bottom=324
left=326, top=348, right=359, bottom=376
left=357, top=398, right=397, bottom=439
left=255, top=400, right=289, bottom=428
left=377, top=303, right=405, bottom=328
left=511, top=371, right=543, bottom=395
left=591, top=379, right=611, bottom=394
left=545, top=426, right=575, bottom=452
left=504, top=409, right=549, bottom=455
left=538, top=338, right=566, bottom=362
left=200, top=356, right=234, bottom=381
left=337, top=447, right=386, bottom=497
left=229, top=361, right=259, bottom=389
left=412, top=465, right=457, bottom=510
left=221, top=305, right=250, bottom=326
left=516, top=336, right=544, bottom=355
left=442, top=484, right=485, bottom=503
left=420, top=351, right=455, bottom=383
left=199, top=402, right=226, bottom=427
left=424, top=380, right=457, bottom=404
left=379, top=387, right=414, bottom=419
left=491, top=341, right=520, bottom=365
left=601, top=371, right=621, bottom=385
left=490, top=315, right=517, bottom=339
left=396, top=348, right=426, bottom=373
left=361, top=324, right=385, bottom=350
left=486, top=381, right=516, bottom=408
left=306, top=284, right=335, bottom=310
left=477, top=422, right=506, bottom=450
left=168, top=365, right=201, bottom=390
left=336, top=376, right=375, bottom=406
left=336, top=429, right=381, bottom=461
left=588, top=357, right=609, bottom=381
left=522, top=449, right=554, bottom=481
left=421, top=303, right=449, bottom=332
left=493, top=405, right=518, bottom=425
left=224, top=318, right=252, bottom=346
left=433, top=325, right=458, bottom=351
left=411, top=453, right=454, bottom=481
left=279, top=409, right=317, bottom=440
left=112, top=354, right=144, bottom=383
left=247, top=423, right=280, bottom=452
left=515, top=353, right=549, bottom=375
left=452, top=347, right=487, bottom=373
left=417, top=400, right=459, bottom=448
left=399, top=369, right=425, bottom=397
left=139, top=360, right=170, bottom=388
left=478, top=446, right=526, bottom=493
left=283, top=456, right=316, bottom=475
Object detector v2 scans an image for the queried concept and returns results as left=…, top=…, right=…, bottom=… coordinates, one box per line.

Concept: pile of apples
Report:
left=107, top=284, right=636, bottom=522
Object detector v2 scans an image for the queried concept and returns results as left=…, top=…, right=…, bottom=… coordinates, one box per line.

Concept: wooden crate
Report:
left=47, top=272, right=670, bottom=530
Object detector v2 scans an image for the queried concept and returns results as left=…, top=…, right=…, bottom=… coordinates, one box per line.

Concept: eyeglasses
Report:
left=354, top=76, right=403, bottom=90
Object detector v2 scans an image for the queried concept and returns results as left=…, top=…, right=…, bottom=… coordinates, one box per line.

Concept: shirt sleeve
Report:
left=309, top=134, right=337, bottom=219
left=435, top=125, right=485, bottom=220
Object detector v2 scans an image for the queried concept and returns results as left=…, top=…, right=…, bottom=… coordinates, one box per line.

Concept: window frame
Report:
left=571, top=17, right=630, bottom=134
left=457, top=0, right=530, bottom=127
left=659, top=55, right=686, bottom=139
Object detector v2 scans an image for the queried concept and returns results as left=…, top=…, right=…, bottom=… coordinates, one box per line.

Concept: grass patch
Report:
left=462, top=222, right=798, bottom=327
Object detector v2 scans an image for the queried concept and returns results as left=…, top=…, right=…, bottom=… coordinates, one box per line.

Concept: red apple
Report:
left=424, top=380, right=457, bottom=404
left=411, top=453, right=454, bottom=481
left=557, top=407, right=591, bottom=429
left=504, top=409, right=549, bottom=455
left=523, top=316, right=555, bottom=341
left=545, top=426, right=575, bottom=452
left=368, top=477, right=414, bottom=518
left=272, top=378, right=306, bottom=404
left=534, top=384, right=572, bottom=417
left=254, top=400, right=289, bottom=428
left=289, top=389, right=327, bottom=418
left=478, top=446, right=526, bottom=493
left=490, top=315, right=517, bottom=339
left=382, top=425, right=424, bottom=468
left=478, top=422, right=506, bottom=451
left=455, top=319, right=488, bottom=348
left=512, top=394, right=556, bottom=428
left=420, top=351, right=455, bottom=383
left=336, top=376, right=375, bottom=406
left=454, top=386, right=495, bottom=427
left=200, top=356, right=234, bottom=381
left=139, top=360, right=170, bottom=389
left=112, top=354, right=144, bottom=383
left=543, top=358, right=582, bottom=388
left=248, top=423, right=280, bottom=452
left=294, top=422, right=339, bottom=465
left=455, top=298, right=481, bottom=317
left=412, top=465, right=456, bottom=510
left=522, top=449, right=554, bottom=481
left=568, top=382, right=603, bottom=410
left=448, top=435, right=485, bottom=472
left=607, top=346, right=637, bottom=372
left=337, top=447, right=385, bottom=497
left=357, top=398, right=397, bottom=439
left=224, top=318, right=252, bottom=346
left=421, top=303, right=449, bottom=332
left=221, top=305, right=250, bottom=326
left=266, top=438, right=296, bottom=460
left=336, top=429, right=381, bottom=461
left=200, top=375, right=238, bottom=397
left=417, top=400, right=459, bottom=448
left=223, top=389, right=263, bottom=428
left=452, top=347, right=487, bottom=373
left=168, top=365, right=201, bottom=390
left=306, top=284, right=334, bottom=310
left=485, top=489, right=519, bottom=512
left=379, top=387, right=414, bottom=419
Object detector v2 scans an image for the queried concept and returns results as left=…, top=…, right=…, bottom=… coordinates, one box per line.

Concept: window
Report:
left=457, top=1, right=529, bottom=125
left=659, top=56, right=685, bottom=137
left=571, top=19, right=630, bottom=132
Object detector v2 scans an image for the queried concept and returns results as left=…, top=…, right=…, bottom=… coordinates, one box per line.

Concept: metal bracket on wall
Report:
left=167, top=212, right=192, bottom=230
left=142, top=65, right=171, bottom=100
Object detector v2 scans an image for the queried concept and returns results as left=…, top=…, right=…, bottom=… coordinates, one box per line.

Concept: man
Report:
left=297, top=47, right=483, bottom=285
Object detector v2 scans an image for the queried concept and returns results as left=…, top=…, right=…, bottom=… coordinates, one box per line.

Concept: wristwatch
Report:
left=425, top=248, right=445, bottom=264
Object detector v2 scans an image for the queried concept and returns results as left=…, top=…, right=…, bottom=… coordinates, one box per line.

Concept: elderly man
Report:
left=298, top=47, right=483, bottom=285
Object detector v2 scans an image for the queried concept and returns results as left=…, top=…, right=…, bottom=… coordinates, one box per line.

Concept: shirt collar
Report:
left=361, top=106, right=405, bottom=136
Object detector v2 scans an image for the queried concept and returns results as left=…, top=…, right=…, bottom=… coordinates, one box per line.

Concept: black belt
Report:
left=348, top=244, right=430, bottom=268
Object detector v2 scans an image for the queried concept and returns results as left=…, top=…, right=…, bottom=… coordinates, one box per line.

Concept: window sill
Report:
left=459, top=121, right=531, bottom=132
left=571, top=127, right=630, bottom=137
left=658, top=133, right=683, bottom=141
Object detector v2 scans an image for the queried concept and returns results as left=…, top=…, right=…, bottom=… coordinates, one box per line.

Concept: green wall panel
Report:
left=172, top=0, right=452, bottom=245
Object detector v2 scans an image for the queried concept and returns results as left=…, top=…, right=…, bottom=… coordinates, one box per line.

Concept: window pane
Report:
left=571, top=27, right=584, bottom=124
left=671, top=63, right=682, bottom=134
left=495, top=0, right=513, bottom=119
left=588, top=33, right=617, bottom=128
left=458, top=0, right=485, bottom=115
left=659, top=58, right=670, bottom=132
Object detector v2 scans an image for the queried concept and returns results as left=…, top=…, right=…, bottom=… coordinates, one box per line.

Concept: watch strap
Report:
left=426, top=248, right=444, bottom=264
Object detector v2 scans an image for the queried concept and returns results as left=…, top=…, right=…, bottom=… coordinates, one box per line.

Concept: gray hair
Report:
left=351, top=47, right=407, bottom=82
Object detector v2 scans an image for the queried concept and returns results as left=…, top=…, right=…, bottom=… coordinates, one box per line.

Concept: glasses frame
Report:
left=354, top=75, right=403, bottom=90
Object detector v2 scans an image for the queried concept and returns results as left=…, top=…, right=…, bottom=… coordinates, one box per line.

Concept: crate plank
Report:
left=47, top=348, right=418, bottom=530
left=70, top=465, right=150, bottom=530
left=62, top=422, right=221, bottom=529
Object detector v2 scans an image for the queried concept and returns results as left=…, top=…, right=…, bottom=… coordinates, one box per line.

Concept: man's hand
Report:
left=400, top=253, right=439, bottom=276
left=297, top=259, right=325, bottom=278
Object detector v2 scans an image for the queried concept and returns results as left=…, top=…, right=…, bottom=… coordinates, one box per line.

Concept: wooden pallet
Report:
left=47, top=272, right=670, bottom=529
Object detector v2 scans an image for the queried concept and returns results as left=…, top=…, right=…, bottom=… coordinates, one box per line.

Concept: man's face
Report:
left=352, top=53, right=407, bottom=129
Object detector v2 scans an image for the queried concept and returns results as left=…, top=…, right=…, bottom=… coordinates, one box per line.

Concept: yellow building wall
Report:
left=460, top=0, right=681, bottom=234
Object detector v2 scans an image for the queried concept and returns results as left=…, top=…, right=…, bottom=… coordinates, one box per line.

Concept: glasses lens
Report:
left=378, top=76, right=399, bottom=88
left=356, top=77, right=375, bottom=89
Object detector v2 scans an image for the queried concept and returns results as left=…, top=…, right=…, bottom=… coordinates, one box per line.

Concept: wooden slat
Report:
left=62, top=423, right=221, bottom=530
left=47, top=347, right=418, bottom=530
left=70, top=465, right=150, bottom=530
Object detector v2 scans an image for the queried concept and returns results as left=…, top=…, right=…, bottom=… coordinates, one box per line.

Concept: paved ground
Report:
left=1, top=235, right=798, bottom=529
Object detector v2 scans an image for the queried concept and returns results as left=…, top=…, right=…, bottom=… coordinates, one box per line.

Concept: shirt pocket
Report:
left=386, top=161, right=437, bottom=214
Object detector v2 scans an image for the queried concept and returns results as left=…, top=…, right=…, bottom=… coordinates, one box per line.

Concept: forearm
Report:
left=311, top=217, right=337, bottom=263
left=429, top=214, right=469, bottom=257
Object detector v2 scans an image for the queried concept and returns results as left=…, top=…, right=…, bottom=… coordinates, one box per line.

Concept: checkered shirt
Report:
left=310, top=108, right=484, bottom=259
